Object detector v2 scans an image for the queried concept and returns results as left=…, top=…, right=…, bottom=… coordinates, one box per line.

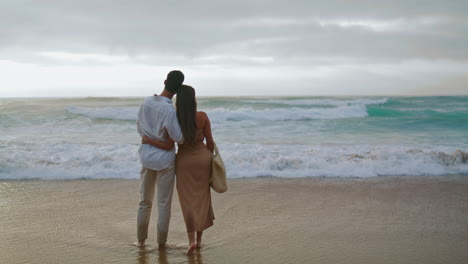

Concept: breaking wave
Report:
left=67, top=105, right=369, bottom=122
left=0, top=143, right=466, bottom=180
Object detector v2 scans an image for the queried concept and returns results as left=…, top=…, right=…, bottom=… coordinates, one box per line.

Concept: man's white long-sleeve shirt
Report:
left=137, top=96, right=183, bottom=170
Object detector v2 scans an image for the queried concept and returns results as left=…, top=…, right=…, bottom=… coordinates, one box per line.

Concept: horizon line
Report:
left=1, top=94, right=467, bottom=100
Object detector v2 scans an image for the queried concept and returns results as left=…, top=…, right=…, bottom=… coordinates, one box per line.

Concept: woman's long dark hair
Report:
left=176, top=85, right=197, bottom=145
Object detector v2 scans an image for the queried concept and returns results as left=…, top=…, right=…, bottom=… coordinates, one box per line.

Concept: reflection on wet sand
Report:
left=136, top=247, right=203, bottom=264
left=137, top=249, right=169, bottom=264
left=188, top=250, right=204, bottom=264
left=137, top=249, right=149, bottom=264
left=156, top=250, right=169, bottom=264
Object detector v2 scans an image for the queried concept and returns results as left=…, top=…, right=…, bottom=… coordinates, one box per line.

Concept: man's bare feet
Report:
left=195, top=243, right=201, bottom=249
left=185, top=243, right=197, bottom=255
left=158, top=243, right=166, bottom=250
left=136, top=240, right=145, bottom=248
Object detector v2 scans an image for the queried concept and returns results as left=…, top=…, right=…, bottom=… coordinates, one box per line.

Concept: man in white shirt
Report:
left=136, top=70, right=184, bottom=248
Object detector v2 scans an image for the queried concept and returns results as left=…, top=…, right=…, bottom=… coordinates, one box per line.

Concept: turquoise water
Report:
left=0, top=96, right=467, bottom=179
left=198, top=96, right=468, bottom=147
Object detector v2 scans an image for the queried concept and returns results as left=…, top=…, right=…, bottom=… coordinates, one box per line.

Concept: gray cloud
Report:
left=0, top=1, right=467, bottom=97
left=1, top=0, right=467, bottom=64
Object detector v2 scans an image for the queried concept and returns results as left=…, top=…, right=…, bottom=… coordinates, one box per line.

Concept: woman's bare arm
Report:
left=202, top=112, right=215, bottom=153
left=141, top=135, right=175, bottom=151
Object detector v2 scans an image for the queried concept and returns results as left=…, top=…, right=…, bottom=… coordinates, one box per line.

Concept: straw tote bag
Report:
left=211, top=144, right=227, bottom=193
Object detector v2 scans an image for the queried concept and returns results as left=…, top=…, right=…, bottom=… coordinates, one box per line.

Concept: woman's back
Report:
left=193, top=111, right=214, bottom=152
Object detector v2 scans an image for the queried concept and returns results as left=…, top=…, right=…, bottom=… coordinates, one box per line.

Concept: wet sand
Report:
left=1, top=177, right=468, bottom=264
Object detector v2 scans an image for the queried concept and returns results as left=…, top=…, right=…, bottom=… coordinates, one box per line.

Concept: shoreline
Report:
left=1, top=176, right=468, bottom=264
left=1, top=173, right=467, bottom=182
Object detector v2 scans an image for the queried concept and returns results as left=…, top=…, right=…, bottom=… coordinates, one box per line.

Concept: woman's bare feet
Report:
left=136, top=240, right=145, bottom=248
left=185, top=243, right=197, bottom=255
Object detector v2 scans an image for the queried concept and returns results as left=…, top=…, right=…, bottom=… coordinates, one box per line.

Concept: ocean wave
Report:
left=242, top=98, right=388, bottom=107
left=67, top=104, right=369, bottom=122
left=0, top=143, right=466, bottom=180
left=67, top=106, right=138, bottom=121
left=222, top=145, right=468, bottom=178
left=208, top=105, right=368, bottom=122
left=65, top=104, right=468, bottom=124
left=367, top=106, right=468, bottom=119
left=2, top=96, right=467, bottom=180
left=0, top=143, right=140, bottom=180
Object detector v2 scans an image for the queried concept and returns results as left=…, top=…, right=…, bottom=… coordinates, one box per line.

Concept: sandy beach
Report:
left=1, top=177, right=468, bottom=264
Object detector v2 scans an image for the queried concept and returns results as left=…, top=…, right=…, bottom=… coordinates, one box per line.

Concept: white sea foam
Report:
left=0, top=142, right=466, bottom=180
left=0, top=143, right=140, bottom=180
left=221, top=144, right=468, bottom=178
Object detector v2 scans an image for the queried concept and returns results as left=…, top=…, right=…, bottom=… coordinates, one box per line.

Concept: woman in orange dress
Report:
left=142, top=85, right=215, bottom=255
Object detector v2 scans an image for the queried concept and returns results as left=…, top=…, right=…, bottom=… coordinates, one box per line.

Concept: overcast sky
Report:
left=1, top=0, right=467, bottom=97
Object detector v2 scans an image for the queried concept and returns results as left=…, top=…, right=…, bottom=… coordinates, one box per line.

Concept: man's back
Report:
left=137, top=95, right=183, bottom=170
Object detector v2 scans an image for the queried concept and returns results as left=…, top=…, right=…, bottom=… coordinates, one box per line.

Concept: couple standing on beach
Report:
left=136, top=70, right=215, bottom=255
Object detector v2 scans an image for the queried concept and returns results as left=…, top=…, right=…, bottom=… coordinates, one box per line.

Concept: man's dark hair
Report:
left=165, top=70, right=184, bottom=93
